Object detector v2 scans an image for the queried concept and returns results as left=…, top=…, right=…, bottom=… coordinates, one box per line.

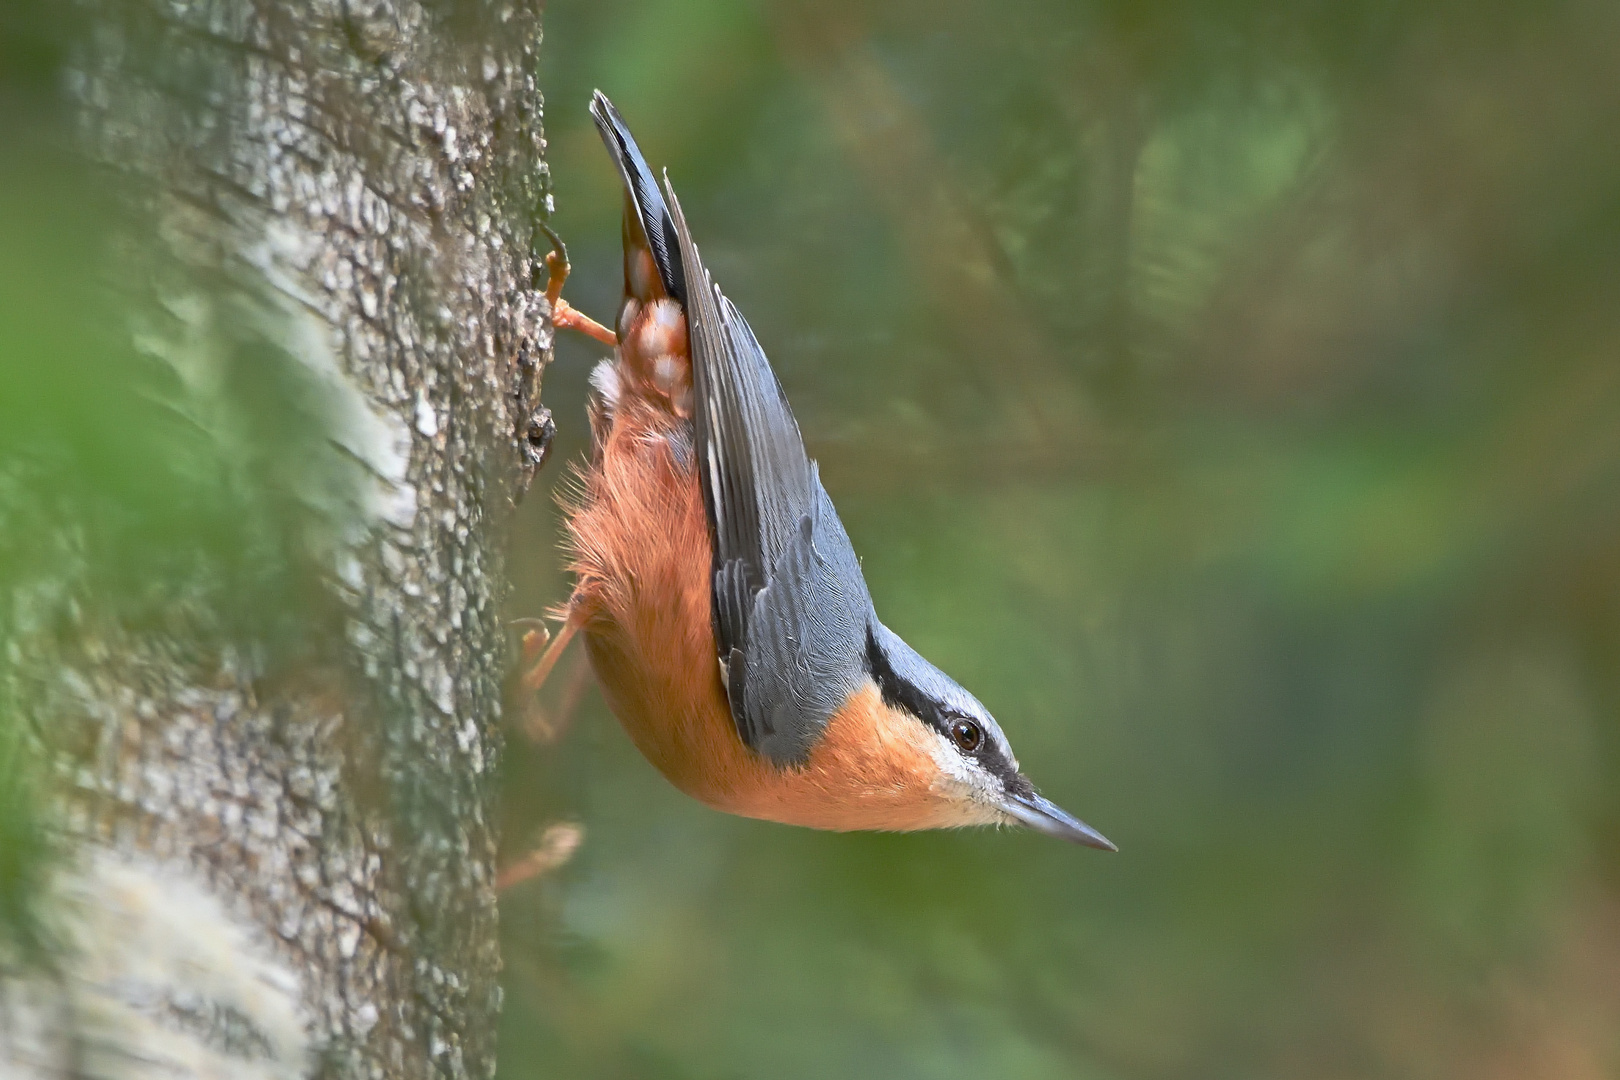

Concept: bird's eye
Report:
left=951, top=719, right=982, bottom=753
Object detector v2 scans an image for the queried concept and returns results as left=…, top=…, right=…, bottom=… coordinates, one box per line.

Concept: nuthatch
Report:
left=527, top=92, right=1114, bottom=850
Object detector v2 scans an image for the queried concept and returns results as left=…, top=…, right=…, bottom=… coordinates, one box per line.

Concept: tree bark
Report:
left=0, top=1, right=553, bottom=1077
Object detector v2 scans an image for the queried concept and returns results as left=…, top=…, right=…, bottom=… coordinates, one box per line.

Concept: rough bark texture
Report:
left=0, top=1, right=554, bottom=1077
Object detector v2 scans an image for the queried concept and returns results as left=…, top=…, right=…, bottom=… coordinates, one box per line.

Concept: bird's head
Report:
left=863, top=622, right=1116, bottom=850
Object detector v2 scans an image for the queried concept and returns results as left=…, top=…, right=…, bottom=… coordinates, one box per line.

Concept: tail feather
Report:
left=589, top=91, right=686, bottom=304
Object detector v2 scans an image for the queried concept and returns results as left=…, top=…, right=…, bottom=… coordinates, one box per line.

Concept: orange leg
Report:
left=516, top=612, right=580, bottom=698
left=496, top=821, right=584, bottom=892
left=556, top=296, right=617, bottom=346
left=524, top=648, right=592, bottom=745
left=542, top=234, right=617, bottom=346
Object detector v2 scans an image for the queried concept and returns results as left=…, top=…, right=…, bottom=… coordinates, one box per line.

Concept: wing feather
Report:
left=664, top=182, right=873, bottom=764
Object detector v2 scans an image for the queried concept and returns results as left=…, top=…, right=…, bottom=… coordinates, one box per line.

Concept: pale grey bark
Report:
left=0, top=2, right=554, bottom=1077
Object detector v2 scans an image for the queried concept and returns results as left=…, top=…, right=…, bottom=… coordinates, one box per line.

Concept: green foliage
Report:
left=0, top=121, right=370, bottom=641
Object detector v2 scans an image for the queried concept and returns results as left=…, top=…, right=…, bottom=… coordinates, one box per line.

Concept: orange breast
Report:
left=562, top=398, right=968, bottom=833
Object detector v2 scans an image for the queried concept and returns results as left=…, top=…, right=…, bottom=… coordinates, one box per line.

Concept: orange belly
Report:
left=562, top=397, right=967, bottom=833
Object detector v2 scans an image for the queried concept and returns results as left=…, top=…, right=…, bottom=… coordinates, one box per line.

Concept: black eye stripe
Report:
left=865, top=625, right=949, bottom=733
left=865, top=627, right=1011, bottom=772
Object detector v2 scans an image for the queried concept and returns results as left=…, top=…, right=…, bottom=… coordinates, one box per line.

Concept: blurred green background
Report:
left=502, top=1, right=1620, bottom=1078
left=1, top=0, right=1617, bottom=1076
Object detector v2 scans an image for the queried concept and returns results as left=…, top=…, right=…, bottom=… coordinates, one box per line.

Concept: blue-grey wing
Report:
left=739, top=479, right=872, bottom=763
left=664, top=180, right=874, bottom=765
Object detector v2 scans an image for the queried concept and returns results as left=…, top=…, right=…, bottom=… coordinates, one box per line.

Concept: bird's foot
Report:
left=496, top=822, right=585, bottom=891
left=541, top=229, right=617, bottom=346
left=513, top=612, right=582, bottom=741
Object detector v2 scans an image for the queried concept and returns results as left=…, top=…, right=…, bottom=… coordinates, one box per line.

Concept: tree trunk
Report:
left=0, top=1, right=553, bottom=1077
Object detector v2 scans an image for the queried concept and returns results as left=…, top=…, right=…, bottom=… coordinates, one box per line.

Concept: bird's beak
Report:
left=999, top=788, right=1116, bottom=851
